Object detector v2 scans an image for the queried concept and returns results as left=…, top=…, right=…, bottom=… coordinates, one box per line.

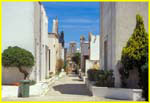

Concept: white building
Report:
left=48, top=17, right=62, bottom=74
left=85, top=32, right=100, bottom=75
left=48, top=33, right=60, bottom=74
left=40, top=4, right=50, bottom=81
left=2, top=2, right=50, bottom=84
left=100, top=2, right=148, bottom=87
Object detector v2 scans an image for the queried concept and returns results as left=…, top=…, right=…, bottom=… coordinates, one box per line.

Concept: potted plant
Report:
left=2, top=46, right=34, bottom=80
left=2, top=46, right=35, bottom=97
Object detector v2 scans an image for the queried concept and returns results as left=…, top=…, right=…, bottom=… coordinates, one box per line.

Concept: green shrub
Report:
left=120, top=14, right=148, bottom=88
left=141, top=63, right=148, bottom=101
left=87, top=69, right=114, bottom=87
left=2, top=46, right=34, bottom=79
left=94, top=70, right=103, bottom=81
left=95, top=69, right=114, bottom=87
left=87, top=69, right=98, bottom=81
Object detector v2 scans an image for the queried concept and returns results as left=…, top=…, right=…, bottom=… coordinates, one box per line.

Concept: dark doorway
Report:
left=104, top=40, right=107, bottom=69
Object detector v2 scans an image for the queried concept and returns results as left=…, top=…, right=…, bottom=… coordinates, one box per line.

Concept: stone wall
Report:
left=2, top=67, right=32, bottom=84
left=89, top=33, right=100, bottom=61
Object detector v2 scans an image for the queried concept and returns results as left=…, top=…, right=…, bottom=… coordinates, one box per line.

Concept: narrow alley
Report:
left=2, top=2, right=148, bottom=101
left=3, top=73, right=119, bottom=101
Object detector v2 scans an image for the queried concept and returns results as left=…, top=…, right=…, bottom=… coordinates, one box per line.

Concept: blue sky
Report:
left=42, top=2, right=100, bottom=48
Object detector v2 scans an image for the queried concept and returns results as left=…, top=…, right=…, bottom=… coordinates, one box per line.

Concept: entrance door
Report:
left=104, top=40, right=107, bottom=69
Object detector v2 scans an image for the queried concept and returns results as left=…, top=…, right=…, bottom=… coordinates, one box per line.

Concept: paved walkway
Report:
left=2, top=74, right=119, bottom=101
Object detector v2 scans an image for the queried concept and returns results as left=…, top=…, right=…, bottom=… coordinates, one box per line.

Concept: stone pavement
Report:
left=2, top=73, right=120, bottom=101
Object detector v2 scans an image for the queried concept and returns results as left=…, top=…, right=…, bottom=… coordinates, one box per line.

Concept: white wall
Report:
left=100, top=2, right=148, bottom=87
left=41, top=5, right=48, bottom=46
left=114, top=2, right=148, bottom=87
left=2, top=2, right=49, bottom=83
left=89, top=33, right=100, bottom=60
left=40, top=5, right=49, bottom=81
left=2, top=2, right=35, bottom=54
left=85, top=60, right=94, bottom=75
left=2, top=2, right=39, bottom=83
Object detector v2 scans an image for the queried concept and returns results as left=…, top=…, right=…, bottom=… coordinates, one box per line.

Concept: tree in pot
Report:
left=2, top=46, right=34, bottom=80
left=121, top=14, right=148, bottom=100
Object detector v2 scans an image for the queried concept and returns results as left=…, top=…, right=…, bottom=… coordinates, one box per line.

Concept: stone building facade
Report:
left=69, top=42, right=77, bottom=57
left=80, top=36, right=89, bottom=73
left=100, top=2, right=148, bottom=87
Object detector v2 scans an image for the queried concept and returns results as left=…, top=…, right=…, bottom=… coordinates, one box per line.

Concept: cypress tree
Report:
left=121, top=14, right=148, bottom=100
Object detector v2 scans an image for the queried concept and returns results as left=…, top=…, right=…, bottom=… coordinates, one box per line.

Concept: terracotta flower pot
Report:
left=12, top=82, right=20, bottom=86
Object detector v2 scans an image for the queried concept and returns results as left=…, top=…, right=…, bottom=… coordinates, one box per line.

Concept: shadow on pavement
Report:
left=71, top=79, right=83, bottom=81
left=53, top=84, right=92, bottom=96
